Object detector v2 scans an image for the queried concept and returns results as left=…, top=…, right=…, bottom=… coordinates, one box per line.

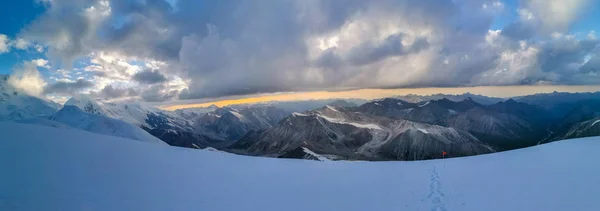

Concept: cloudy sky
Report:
left=1, top=0, right=600, bottom=107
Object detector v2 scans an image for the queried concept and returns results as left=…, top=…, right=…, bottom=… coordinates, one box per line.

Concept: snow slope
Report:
left=51, top=106, right=166, bottom=145
left=65, top=95, right=178, bottom=128
left=1, top=122, right=599, bottom=211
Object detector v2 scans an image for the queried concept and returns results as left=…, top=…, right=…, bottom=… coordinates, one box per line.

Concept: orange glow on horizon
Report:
left=160, top=85, right=600, bottom=111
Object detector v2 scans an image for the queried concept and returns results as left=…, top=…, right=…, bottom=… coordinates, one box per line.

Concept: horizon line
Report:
left=159, top=85, right=600, bottom=111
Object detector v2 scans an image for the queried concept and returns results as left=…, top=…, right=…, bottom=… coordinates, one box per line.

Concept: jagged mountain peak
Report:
left=371, top=97, right=411, bottom=105
left=429, top=97, right=482, bottom=111
left=505, top=98, right=518, bottom=104
left=357, top=98, right=418, bottom=119
left=214, top=106, right=236, bottom=113
left=323, top=104, right=342, bottom=112
left=489, top=98, right=547, bottom=114
left=232, top=104, right=495, bottom=160
left=194, top=105, right=291, bottom=141
left=394, top=93, right=504, bottom=105
left=326, top=99, right=357, bottom=108
left=361, top=98, right=418, bottom=110
left=211, top=107, right=248, bottom=121
left=65, top=95, right=105, bottom=115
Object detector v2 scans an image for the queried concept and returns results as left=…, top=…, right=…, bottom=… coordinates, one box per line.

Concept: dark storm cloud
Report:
left=92, top=85, right=139, bottom=99
left=141, top=84, right=178, bottom=102
left=347, top=33, right=429, bottom=66
left=133, top=70, right=167, bottom=84
left=580, top=56, right=600, bottom=73
left=44, top=79, right=94, bottom=95
left=537, top=37, right=600, bottom=84
left=539, top=38, right=600, bottom=72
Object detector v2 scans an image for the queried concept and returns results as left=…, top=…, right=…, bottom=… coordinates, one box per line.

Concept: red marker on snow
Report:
left=442, top=151, right=447, bottom=158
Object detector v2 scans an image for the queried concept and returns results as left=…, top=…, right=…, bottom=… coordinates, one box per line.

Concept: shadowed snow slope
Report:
left=0, top=122, right=598, bottom=211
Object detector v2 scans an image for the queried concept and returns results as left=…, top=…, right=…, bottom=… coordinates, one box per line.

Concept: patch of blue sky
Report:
left=0, top=0, right=45, bottom=74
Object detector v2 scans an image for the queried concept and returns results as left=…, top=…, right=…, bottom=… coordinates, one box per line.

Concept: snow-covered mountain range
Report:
left=193, top=106, right=290, bottom=142
left=0, top=78, right=164, bottom=144
left=4, top=73, right=600, bottom=161
left=230, top=105, right=494, bottom=160
left=393, top=93, right=504, bottom=105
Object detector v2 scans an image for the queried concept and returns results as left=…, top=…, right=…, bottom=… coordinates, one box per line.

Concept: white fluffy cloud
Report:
left=524, top=0, right=592, bottom=34
left=30, top=59, right=51, bottom=69
left=8, top=63, right=47, bottom=97
left=12, top=38, right=30, bottom=50
left=0, top=34, right=46, bottom=54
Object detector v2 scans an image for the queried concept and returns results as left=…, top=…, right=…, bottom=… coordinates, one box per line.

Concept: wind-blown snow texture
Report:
left=1, top=122, right=598, bottom=211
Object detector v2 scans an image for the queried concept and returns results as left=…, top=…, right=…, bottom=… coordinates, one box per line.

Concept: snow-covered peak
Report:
left=62, top=95, right=185, bottom=129
left=211, top=107, right=246, bottom=121
left=64, top=94, right=96, bottom=106
left=65, top=95, right=105, bottom=115
left=51, top=105, right=166, bottom=144
left=0, top=75, right=60, bottom=120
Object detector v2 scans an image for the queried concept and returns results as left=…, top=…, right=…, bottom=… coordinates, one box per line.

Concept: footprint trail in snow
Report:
left=426, top=165, right=447, bottom=211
